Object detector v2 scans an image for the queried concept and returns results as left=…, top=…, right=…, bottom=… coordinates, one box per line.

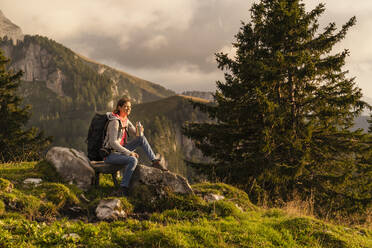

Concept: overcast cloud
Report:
left=1, top=0, right=372, bottom=97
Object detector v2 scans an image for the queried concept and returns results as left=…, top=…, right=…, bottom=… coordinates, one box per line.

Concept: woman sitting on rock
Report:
left=103, top=98, right=167, bottom=196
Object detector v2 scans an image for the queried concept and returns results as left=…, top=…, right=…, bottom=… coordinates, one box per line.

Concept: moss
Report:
left=0, top=185, right=61, bottom=221
left=263, top=208, right=286, bottom=218
left=313, top=231, right=348, bottom=248
left=113, top=228, right=192, bottom=248
left=130, top=184, right=158, bottom=211
left=0, top=178, right=13, bottom=192
left=209, top=200, right=242, bottom=218
left=157, top=191, right=208, bottom=212
left=0, top=211, right=26, bottom=220
left=192, top=182, right=257, bottom=211
left=34, top=183, right=80, bottom=209
left=0, top=205, right=371, bottom=247
left=118, top=197, right=134, bottom=214
left=150, top=209, right=206, bottom=223
left=130, top=184, right=208, bottom=214
left=38, top=201, right=59, bottom=219
left=0, top=191, right=43, bottom=220
left=0, top=162, right=40, bottom=184
left=0, top=199, right=5, bottom=216
left=33, top=160, right=63, bottom=182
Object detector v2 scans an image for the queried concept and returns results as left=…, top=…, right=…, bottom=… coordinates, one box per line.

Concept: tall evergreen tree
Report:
left=0, top=49, right=51, bottom=162
left=183, top=0, right=370, bottom=215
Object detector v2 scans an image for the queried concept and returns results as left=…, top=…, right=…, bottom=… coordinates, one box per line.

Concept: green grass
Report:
left=0, top=161, right=371, bottom=247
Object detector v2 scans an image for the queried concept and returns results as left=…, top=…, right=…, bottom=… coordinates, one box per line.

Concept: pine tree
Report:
left=183, top=0, right=370, bottom=215
left=0, top=49, right=51, bottom=162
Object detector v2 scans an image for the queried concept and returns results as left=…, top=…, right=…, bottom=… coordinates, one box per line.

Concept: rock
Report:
left=62, top=233, right=80, bottom=240
left=96, top=199, right=127, bottom=221
left=235, top=204, right=244, bottom=212
left=204, top=193, right=225, bottom=202
left=23, top=178, right=42, bottom=185
left=45, top=146, right=95, bottom=191
left=130, top=164, right=193, bottom=197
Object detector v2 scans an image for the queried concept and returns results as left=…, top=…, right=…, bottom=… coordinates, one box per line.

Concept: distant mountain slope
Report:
left=0, top=35, right=174, bottom=106
left=181, top=91, right=214, bottom=101
left=0, top=34, right=175, bottom=151
left=129, top=95, right=210, bottom=177
left=352, top=116, right=370, bottom=132
left=0, top=10, right=23, bottom=44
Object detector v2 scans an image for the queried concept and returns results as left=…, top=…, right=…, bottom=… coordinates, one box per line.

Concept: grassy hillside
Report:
left=0, top=161, right=371, bottom=247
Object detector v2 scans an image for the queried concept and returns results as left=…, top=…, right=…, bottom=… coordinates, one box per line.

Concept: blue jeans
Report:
left=104, top=136, right=156, bottom=188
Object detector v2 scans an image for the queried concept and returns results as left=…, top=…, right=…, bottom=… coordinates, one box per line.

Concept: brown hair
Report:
left=114, top=98, right=130, bottom=115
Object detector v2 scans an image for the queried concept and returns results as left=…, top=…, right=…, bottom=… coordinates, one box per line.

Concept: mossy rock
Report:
left=33, top=183, right=80, bottom=209
left=0, top=191, right=42, bottom=219
left=0, top=188, right=60, bottom=220
left=117, top=197, right=134, bottom=214
left=209, top=200, right=242, bottom=218
left=130, top=184, right=207, bottom=213
left=192, top=182, right=257, bottom=211
left=89, top=196, right=134, bottom=217
left=0, top=178, right=14, bottom=192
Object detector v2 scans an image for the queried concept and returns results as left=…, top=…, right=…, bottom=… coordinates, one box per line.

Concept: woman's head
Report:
left=114, top=98, right=131, bottom=116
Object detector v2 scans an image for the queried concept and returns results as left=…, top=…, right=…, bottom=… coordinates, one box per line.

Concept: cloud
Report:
left=124, top=63, right=224, bottom=93
left=141, top=35, right=168, bottom=50
left=51, top=0, right=252, bottom=74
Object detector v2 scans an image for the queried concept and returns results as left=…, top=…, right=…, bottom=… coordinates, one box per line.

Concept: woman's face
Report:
left=119, top=101, right=131, bottom=116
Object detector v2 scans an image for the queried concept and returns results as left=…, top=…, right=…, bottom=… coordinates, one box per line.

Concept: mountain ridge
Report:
left=0, top=10, right=23, bottom=44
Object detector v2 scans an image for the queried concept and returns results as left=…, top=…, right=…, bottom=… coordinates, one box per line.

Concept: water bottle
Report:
left=136, top=121, right=143, bottom=136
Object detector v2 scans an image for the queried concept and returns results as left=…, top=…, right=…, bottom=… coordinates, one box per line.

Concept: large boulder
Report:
left=130, top=164, right=193, bottom=196
left=95, top=198, right=127, bottom=221
left=45, top=147, right=95, bottom=191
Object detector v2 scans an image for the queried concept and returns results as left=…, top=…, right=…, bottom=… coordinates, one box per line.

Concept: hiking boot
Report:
left=151, top=155, right=168, bottom=171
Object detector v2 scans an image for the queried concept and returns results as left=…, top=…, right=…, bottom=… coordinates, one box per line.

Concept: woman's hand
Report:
left=130, top=152, right=139, bottom=158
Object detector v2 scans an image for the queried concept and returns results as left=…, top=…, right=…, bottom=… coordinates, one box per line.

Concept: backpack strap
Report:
left=117, top=119, right=122, bottom=139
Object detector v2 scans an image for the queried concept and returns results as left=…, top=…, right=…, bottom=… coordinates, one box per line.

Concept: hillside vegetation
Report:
left=129, top=95, right=210, bottom=177
left=0, top=161, right=371, bottom=247
left=0, top=35, right=174, bottom=151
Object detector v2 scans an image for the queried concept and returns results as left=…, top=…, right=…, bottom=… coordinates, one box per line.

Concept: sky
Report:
left=1, top=0, right=372, bottom=99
